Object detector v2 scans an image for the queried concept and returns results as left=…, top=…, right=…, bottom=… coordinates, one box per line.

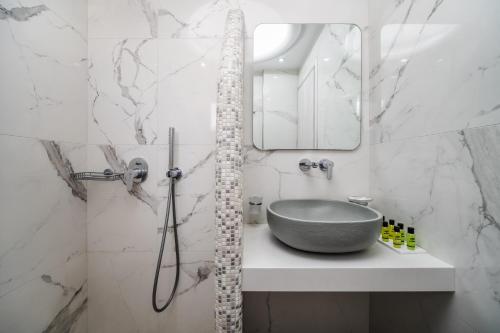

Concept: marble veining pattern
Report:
left=99, top=145, right=160, bottom=213
left=42, top=283, right=88, bottom=333
left=369, top=0, right=500, bottom=144
left=369, top=1, right=500, bottom=331
left=1, top=5, right=88, bottom=332
left=0, top=0, right=87, bottom=142
left=41, top=140, right=87, bottom=202
left=86, top=141, right=217, bottom=331
left=88, top=38, right=158, bottom=145
left=5, top=0, right=500, bottom=332
left=0, top=135, right=87, bottom=333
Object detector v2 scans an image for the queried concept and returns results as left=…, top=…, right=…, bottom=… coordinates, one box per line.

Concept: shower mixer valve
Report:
left=124, top=158, right=149, bottom=191
left=70, top=157, right=149, bottom=193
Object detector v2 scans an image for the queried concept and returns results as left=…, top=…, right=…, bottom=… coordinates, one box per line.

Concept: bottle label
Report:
left=382, top=228, right=389, bottom=242
left=393, top=233, right=401, bottom=248
left=407, top=235, right=415, bottom=250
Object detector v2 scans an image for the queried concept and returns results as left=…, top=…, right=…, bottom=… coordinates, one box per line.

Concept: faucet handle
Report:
left=124, top=169, right=139, bottom=191
left=123, top=158, right=148, bottom=192
left=299, top=158, right=311, bottom=171
left=318, top=159, right=334, bottom=180
left=299, top=158, right=317, bottom=171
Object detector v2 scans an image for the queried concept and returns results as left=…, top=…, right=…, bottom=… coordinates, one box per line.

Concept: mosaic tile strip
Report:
left=215, top=9, right=245, bottom=333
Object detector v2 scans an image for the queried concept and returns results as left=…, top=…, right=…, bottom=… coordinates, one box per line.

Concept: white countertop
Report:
left=242, top=224, right=454, bottom=292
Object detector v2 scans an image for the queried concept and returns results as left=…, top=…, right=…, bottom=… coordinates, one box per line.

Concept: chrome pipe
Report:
left=168, top=127, right=174, bottom=169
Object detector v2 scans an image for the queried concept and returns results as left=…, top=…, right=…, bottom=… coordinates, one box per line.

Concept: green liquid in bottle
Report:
left=382, top=227, right=389, bottom=242
left=407, top=234, right=416, bottom=250
left=393, top=232, right=401, bottom=249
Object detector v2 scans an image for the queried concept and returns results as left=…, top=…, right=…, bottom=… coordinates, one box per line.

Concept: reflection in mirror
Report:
left=252, top=24, right=362, bottom=150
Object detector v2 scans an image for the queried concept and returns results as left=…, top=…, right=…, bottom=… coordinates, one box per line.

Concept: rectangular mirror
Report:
left=252, top=23, right=362, bottom=150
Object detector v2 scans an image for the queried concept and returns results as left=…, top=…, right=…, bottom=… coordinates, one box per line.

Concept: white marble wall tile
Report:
left=155, top=194, right=215, bottom=253
left=369, top=0, right=500, bottom=144
left=88, top=0, right=158, bottom=38
left=158, top=0, right=237, bottom=38
left=88, top=38, right=159, bottom=145
left=88, top=193, right=158, bottom=252
left=88, top=250, right=214, bottom=333
left=156, top=144, right=215, bottom=253
left=157, top=39, right=221, bottom=145
left=0, top=135, right=87, bottom=332
left=158, top=0, right=369, bottom=39
left=157, top=144, right=215, bottom=197
left=369, top=1, right=500, bottom=332
left=370, top=125, right=500, bottom=332
left=156, top=251, right=215, bottom=333
left=86, top=144, right=158, bottom=252
left=88, top=251, right=158, bottom=333
left=0, top=0, right=87, bottom=142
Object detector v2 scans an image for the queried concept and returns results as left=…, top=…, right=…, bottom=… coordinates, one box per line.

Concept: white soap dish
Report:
left=377, top=237, right=426, bottom=254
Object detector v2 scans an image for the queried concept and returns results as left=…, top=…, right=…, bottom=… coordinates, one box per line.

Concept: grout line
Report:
left=0, top=133, right=86, bottom=145
left=369, top=122, right=500, bottom=146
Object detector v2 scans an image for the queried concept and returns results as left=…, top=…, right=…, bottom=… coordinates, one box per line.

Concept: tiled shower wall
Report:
left=368, top=0, right=500, bottom=332
left=86, top=0, right=220, bottom=332
left=0, top=0, right=88, bottom=332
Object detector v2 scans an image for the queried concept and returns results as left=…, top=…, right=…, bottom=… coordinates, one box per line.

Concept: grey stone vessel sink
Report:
left=267, top=199, right=382, bottom=253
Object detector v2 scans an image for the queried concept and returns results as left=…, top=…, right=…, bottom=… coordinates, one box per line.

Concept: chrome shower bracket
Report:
left=166, top=167, right=182, bottom=180
left=124, top=158, right=149, bottom=191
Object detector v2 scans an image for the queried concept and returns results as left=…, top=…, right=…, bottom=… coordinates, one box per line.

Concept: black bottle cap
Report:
left=394, top=226, right=400, bottom=232
left=382, top=221, right=388, bottom=227
left=389, top=219, right=395, bottom=225
left=398, top=223, right=404, bottom=228
left=408, top=227, right=415, bottom=233
left=383, top=216, right=386, bottom=222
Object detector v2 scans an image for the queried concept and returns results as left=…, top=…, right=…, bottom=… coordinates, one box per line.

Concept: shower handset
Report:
left=152, top=127, right=182, bottom=312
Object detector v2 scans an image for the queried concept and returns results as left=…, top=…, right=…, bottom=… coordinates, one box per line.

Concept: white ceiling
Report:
left=253, top=24, right=323, bottom=72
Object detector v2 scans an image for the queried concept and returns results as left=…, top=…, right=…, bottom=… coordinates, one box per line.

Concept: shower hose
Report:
left=152, top=177, right=180, bottom=312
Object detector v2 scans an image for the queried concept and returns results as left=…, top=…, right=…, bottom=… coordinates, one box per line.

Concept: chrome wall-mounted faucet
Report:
left=299, top=158, right=334, bottom=180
